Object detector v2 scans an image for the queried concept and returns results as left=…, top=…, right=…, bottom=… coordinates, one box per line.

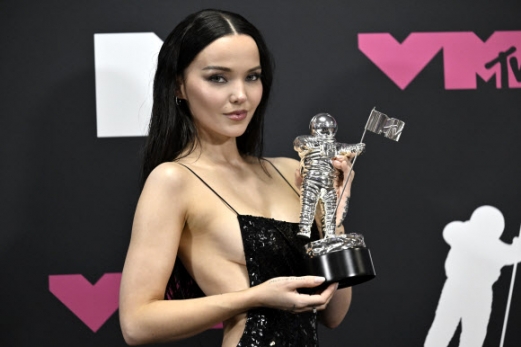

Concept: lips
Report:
left=224, top=110, right=248, bottom=121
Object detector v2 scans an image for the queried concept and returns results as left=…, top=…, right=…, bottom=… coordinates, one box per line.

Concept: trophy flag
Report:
left=364, top=108, right=405, bottom=142
left=334, top=108, right=405, bottom=223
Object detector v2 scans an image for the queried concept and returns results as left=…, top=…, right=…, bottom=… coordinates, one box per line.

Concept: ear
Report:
left=176, top=78, right=187, bottom=100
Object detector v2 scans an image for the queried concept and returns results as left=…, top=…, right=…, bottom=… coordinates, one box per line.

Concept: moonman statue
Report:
left=294, top=113, right=365, bottom=239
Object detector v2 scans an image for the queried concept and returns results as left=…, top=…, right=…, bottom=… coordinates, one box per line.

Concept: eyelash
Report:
left=246, top=73, right=262, bottom=82
left=206, top=73, right=262, bottom=84
left=207, top=75, right=226, bottom=83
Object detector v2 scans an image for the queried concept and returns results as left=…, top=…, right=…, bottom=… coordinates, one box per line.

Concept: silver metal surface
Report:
left=294, top=113, right=364, bottom=239
left=305, top=233, right=367, bottom=257
left=365, top=108, right=405, bottom=141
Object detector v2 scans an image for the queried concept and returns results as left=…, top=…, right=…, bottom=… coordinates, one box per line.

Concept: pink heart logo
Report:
left=49, top=273, right=122, bottom=332
left=358, top=33, right=444, bottom=89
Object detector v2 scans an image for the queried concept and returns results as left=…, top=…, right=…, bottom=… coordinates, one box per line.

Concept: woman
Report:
left=119, top=9, right=354, bottom=347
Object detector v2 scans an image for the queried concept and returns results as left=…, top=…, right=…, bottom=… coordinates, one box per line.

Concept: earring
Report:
left=175, top=97, right=181, bottom=106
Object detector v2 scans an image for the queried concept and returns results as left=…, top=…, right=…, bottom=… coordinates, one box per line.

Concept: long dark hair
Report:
left=141, top=9, right=274, bottom=186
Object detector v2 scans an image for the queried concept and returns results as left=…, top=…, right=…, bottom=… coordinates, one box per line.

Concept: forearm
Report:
left=121, top=275, right=334, bottom=345
left=319, top=286, right=352, bottom=328
left=120, top=289, right=256, bottom=345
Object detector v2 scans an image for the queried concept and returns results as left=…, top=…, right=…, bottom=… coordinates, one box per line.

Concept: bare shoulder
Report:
left=264, top=156, right=300, bottom=179
left=136, top=161, right=197, bottom=219
left=143, top=161, right=192, bottom=194
left=126, top=162, right=191, bottom=248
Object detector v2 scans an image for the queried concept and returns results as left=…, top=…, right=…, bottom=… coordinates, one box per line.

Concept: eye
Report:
left=246, top=72, right=262, bottom=82
left=207, top=74, right=227, bottom=83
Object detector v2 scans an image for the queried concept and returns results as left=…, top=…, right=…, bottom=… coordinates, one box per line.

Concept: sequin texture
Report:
left=236, top=215, right=319, bottom=347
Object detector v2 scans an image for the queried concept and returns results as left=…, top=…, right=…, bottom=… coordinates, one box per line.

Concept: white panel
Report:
left=94, top=33, right=163, bottom=137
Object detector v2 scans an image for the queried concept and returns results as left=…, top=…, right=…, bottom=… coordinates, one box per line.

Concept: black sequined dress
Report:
left=166, top=160, right=320, bottom=347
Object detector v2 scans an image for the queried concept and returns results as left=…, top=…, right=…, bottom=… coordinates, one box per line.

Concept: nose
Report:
left=229, top=81, right=247, bottom=104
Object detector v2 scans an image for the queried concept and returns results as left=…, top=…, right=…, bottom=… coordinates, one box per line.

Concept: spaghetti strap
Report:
left=176, top=163, right=239, bottom=215
left=261, top=158, right=300, bottom=197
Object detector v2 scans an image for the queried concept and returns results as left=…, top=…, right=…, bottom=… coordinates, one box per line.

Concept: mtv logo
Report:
left=94, top=33, right=163, bottom=137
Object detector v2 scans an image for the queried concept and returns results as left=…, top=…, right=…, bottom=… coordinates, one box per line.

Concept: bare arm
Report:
left=119, top=163, right=335, bottom=345
left=120, top=163, right=234, bottom=344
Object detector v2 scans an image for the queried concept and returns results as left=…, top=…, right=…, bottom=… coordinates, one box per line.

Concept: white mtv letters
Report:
left=94, top=33, right=163, bottom=137
left=425, top=206, right=521, bottom=347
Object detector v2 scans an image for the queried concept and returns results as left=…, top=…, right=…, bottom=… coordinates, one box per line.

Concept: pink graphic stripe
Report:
left=49, top=273, right=121, bottom=332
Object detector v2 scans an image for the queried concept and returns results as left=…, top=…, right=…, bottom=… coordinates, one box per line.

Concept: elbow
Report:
left=120, top=310, right=183, bottom=346
left=320, top=288, right=352, bottom=329
left=122, top=335, right=140, bottom=346
left=120, top=323, right=140, bottom=346
left=120, top=312, right=148, bottom=346
left=326, top=322, right=341, bottom=329
left=121, top=330, right=139, bottom=346
left=326, top=319, right=342, bottom=329
left=320, top=315, right=345, bottom=330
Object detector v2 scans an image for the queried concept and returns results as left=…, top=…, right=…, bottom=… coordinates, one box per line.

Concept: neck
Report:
left=182, top=138, right=250, bottom=166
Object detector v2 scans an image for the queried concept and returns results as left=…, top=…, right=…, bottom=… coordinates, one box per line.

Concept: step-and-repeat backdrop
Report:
left=2, top=1, right=520, bottom=346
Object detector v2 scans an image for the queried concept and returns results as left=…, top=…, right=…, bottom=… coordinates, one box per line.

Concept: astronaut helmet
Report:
left=310, top=113, right=337, bottom=137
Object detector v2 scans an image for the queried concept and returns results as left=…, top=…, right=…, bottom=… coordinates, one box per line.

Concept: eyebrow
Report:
left=202, top=65, right=262, bottom=72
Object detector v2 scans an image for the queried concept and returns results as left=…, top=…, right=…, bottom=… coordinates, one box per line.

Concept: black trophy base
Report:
left=307, top=247, right=376, bottom=289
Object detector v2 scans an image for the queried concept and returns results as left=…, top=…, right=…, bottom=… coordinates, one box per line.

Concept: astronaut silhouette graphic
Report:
left=424, top=205, right=521, bottom=347
left=293, top=113, right=364, bottom=238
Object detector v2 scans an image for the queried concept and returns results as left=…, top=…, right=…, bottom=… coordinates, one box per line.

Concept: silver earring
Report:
left=175, top=97, right=181, bottom=106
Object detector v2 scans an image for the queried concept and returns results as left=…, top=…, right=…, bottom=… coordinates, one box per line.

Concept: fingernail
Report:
left=314, top=276, right=326, bottom=283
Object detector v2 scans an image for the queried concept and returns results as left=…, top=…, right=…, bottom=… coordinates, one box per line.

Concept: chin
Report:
left=227, top=125, right=250, bottom=138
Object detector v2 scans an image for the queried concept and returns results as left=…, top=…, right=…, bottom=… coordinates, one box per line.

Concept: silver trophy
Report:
left=294, top=108, right=405, bottom=288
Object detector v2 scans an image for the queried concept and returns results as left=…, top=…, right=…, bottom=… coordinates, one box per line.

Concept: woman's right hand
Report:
left=250, top=276, right=338, bottom=313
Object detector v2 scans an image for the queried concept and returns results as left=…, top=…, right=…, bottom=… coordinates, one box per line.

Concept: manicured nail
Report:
left=314, top=276, right=326, bottom=283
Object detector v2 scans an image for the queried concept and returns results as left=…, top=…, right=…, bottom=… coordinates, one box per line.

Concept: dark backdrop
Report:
left=1, top=0, right=520, bottom=346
